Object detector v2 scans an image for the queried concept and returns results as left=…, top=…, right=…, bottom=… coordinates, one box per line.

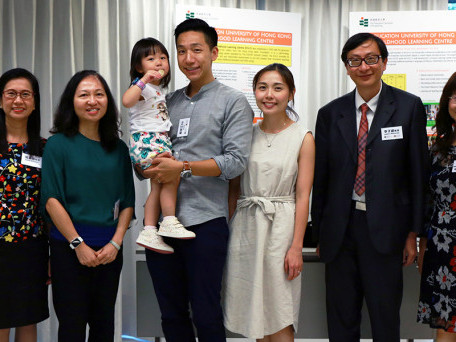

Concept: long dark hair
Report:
left=433, top=72, right=456, bottom=160
left=252, top=63, right=298, bottom=121
left=0, top=68, right=42, bottom=155
left=51, top=70, right=120, bottom=152
left=129, top=38, right=171, bottom=88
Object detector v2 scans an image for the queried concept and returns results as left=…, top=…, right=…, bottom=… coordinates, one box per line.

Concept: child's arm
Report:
left=122, top=70, right=163, bottom=108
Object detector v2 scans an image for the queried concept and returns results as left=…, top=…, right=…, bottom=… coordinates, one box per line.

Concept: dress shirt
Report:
left=166, top=80, right=253, bottom=227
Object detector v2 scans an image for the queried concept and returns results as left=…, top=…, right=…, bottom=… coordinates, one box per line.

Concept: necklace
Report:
left=259, top=118, right=290, bottom=148
left=261, top=130, right=276, bottom=148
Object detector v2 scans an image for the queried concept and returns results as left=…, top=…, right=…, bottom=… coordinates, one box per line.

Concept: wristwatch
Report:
left=69, top=236, right=83, bottom=249
left=180, top=161, right=192, bottom=179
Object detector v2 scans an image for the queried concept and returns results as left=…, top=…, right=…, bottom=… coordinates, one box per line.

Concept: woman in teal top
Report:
left=41, top=70, right=135, bottom=342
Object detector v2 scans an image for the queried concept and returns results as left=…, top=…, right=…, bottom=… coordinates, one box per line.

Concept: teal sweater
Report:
left=41, top=133, right=135, bottom=243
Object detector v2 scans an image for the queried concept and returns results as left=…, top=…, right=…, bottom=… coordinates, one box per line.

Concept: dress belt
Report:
left=236, top=195, right=295, bottom=221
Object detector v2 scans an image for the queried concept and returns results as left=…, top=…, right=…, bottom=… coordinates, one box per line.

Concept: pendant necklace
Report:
left=262, top=131, right=277, bottom=148
left=260, top=118, right=289, bottom=148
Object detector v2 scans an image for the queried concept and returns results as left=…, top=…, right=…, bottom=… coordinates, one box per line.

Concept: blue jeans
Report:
left=145, top=217, right=229, bottom=342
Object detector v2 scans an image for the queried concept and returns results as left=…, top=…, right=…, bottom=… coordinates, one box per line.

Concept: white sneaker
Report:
left=158, top=217, right=196, bottom=239
left=136, top=227, right=174, bottom=254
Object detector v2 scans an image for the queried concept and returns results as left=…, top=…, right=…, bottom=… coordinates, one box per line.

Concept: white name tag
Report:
left=21, top=153, right=42, bottom=168
left=452, top=161, right=456, bottom=173
left=113, top=199, right=120, bottom=220
left=381, top=126, right=403, bottom=141
left=177, top=118, right=190, bottom=137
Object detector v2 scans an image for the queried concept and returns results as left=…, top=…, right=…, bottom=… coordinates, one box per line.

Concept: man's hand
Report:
left=403, top=232, right=418, bottom=266
left=149, top=154, right=181, bottom=183
left=135, top=152, right=174, bottom=182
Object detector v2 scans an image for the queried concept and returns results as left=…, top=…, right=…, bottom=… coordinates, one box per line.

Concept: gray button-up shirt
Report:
left=167, top=80, right=253, bottom=227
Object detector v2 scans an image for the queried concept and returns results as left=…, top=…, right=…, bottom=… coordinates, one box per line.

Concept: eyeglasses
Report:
left=2, top=90, right=34, bottom=100
left=450, top=95, right=456, bottom=103
left=346, top=55, right=382, bottom=68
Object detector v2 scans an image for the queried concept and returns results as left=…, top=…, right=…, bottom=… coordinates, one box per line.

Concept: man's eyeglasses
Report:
left=346, top=55, right=382, bottom=68
left=2, top=90, right=34, bottom=100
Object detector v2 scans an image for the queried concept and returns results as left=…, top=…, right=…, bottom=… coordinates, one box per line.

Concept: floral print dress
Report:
left=418, top=147, right=456, bottom=331
left=0, top=142, right=44, bottom=243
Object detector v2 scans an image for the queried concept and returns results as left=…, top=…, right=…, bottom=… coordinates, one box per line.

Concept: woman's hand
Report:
left=75, top=243, right=100, bottom=267
left=95, top=243, right=119, bottom=265
left=284, top=245, right=303, bottom=280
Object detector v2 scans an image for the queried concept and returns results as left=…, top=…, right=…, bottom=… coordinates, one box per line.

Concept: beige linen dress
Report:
left=223, top=121, right=310, bottom=339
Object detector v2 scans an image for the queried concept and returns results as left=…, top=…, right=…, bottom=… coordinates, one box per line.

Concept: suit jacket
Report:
left=311, top=83, right=429, bottom=263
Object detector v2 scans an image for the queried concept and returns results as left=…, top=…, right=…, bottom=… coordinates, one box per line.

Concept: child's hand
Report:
left=141, top=70, right=164, bottom=84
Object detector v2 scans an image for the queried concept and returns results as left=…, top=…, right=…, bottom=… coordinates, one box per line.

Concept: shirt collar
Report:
left=355, top=82, right=382, bottom=113
left=182, top=79, right=219, bottom=99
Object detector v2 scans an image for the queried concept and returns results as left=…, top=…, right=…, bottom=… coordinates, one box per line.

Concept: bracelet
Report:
left=135, top=80, right=146, bottom=91
left=109, top=240, right=121, bottom=250
left=131, top=77, right=146, bottom=91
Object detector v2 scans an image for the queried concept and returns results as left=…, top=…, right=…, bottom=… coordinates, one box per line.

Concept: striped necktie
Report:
left=354, top=103, right=369, bottom=196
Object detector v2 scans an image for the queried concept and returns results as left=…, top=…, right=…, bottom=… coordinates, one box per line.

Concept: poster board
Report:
left=349, top=10, right=456, bottom=143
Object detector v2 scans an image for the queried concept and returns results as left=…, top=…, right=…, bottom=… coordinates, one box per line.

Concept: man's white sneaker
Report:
left=136, top=227, right=174, bottom=254
left=158, top=217, right=196, bottom=239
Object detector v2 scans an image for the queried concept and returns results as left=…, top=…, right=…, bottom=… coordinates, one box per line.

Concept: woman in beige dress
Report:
left=224, top=63, right=315, bottom=341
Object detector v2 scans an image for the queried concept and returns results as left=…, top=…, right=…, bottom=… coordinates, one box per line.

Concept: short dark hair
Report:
left=434, top=71, right=456, bottom=159
left=174, top=18, right=218, bottom=49
left=252, top=63, right=298, bottom=121
left=341, top=33, right=388, bottom=64
left=0, top=68, right=42, bottom=155
left=129, top=37, right=171, bottom=88
left=51, top=70, right=120, bottom=152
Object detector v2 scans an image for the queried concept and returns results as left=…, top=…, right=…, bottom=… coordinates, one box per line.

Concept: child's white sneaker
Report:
left=136, top=226, right=174, bottom=254
left=158, top=217, right=196, bottom=239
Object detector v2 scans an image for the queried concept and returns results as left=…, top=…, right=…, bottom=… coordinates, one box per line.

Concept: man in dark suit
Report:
left=311, top=33, right=429, bottom=341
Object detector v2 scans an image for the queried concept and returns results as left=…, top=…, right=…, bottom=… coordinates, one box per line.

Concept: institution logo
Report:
left=359, top=17, right=368, bottom=27
left=186, top=11, right=195, bottom=19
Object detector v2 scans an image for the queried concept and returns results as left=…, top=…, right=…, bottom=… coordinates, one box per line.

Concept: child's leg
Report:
left=137, top=179, right=174, bottom=254
left=144, top=179, right=161, bottom=226
left=160, top=177, right=179, bottom=217
left=158, top=177, right=195, bottom=239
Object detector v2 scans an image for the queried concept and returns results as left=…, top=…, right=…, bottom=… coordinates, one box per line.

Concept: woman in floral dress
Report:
left=0, top=68, right=48, bottom=341
left=418, top=71, right=456, bottom=341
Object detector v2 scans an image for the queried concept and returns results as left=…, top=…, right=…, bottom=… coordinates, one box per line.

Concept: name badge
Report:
left=177, top=118, right=190, bottom=137
left=21, top=153, right=42, bottom=168
left=452, top=161, right=456, bottom=173
left=113, top=199, right=120, bottom=220
left=381, top=126, right=403, bottom=141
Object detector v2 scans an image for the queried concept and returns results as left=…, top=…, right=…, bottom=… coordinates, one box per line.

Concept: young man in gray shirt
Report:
left=144, top=18, right=253, bottom=341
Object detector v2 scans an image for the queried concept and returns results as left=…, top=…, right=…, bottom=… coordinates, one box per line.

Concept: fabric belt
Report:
left=237, top=195, right=295, bottom=221
left=353, top=200, right=366, bottom=211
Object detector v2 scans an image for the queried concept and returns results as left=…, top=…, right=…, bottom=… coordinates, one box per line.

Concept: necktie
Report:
left=354, top=103, right=369, bottom=196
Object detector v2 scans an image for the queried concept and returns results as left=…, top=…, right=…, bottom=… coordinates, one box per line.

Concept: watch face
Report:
left=181, top=170, right=192, bottom=178
left=70, top=237, right=82, bottom=249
